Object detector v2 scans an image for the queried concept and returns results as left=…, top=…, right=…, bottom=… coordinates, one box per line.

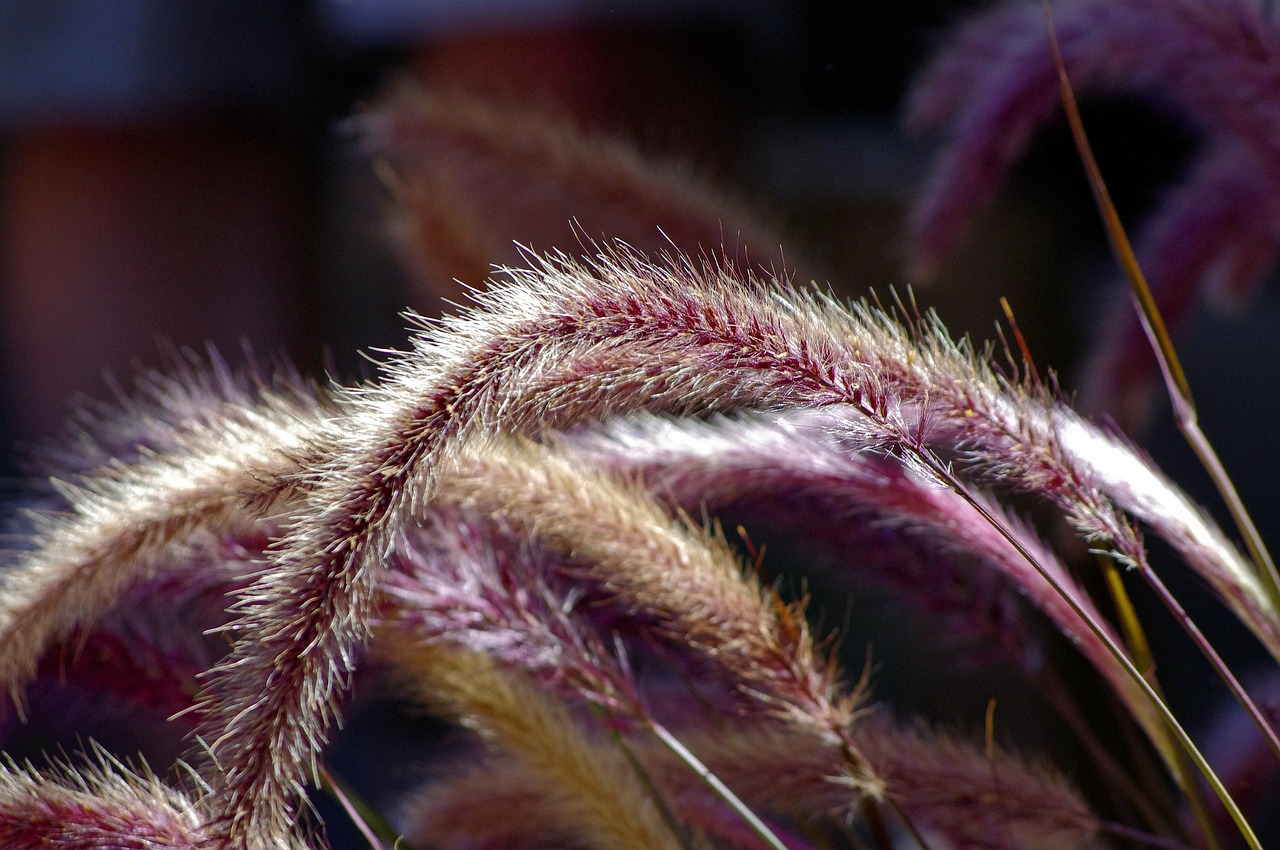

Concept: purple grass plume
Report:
left=905, top=0, right=1280, bottom=426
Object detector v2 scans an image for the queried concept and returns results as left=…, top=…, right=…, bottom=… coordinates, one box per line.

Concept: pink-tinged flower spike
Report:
left=399, top=711, right=1109, bottom=850
left=563, top=336, right=1274, bottom=682
left=1048, top=407, right=1280, bottom=661
left=26, top=350, right=318, bottom=482
left=201, top=246, right=1254, bottom=847
left=0, top=745, right=315, bottom=850
left=396, top=758, right=819, bottom=850
left=195, top=248, right=879, bottom=847
left=428, top=438, right=871, bottom=783
left=0, top=372, right=323, bottom=713
left=377, top=508, right=647, bottom=719
left=870, top=315, right=1277, bottom=667
left=395, top=764, right=585, bottom=850
left=2, top=541, right=258, bottom=751
left=558, top=411, right=1159, bottom=745
left=905, top=0, right=1280, bottom=277
left=360, top=86, right=791, bottom=305
left=376, top=505, right=816, bottom=850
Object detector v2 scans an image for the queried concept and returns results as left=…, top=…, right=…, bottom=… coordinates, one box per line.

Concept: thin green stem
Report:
left=1101, top=559, right=1224, bottom=850
left=1040, top=0, right=1280, bottom=619
left=931, top=457, right=1260, bottom=850
left=649, top=719, right=794, bottom=850
left=604, top=718, right=696, bottom=850
left=318, top=763, right=404, bottom=850
left=1134, top=560, right=1280, bottom=763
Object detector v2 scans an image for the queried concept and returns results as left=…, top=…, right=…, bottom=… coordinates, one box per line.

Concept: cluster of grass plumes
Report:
left=0, top=242, right=1273, bottom=850
left=3, top=10, right=1280, bottom=848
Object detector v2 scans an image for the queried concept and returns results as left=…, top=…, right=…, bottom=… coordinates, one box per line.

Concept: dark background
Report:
left=0, top=0, right=1102, bottom=450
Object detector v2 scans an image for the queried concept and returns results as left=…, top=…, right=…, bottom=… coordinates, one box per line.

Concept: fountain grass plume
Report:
left=200, top=243, right=1227, bottom=844
left=388, top=643, right=682, bottom=850
left=0, top=365, right=322, bottom=717
left=0, top=243, right=1261, bottom=848
left=558, top=412, right=1158, bottom=742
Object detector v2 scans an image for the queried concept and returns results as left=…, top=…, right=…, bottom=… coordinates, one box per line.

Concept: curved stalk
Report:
left=932, top=456, right=1259, bottom=850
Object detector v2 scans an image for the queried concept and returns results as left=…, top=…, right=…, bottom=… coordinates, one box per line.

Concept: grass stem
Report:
left=1100, top=559, right=1224, bottom=850
left=650, top=719, right=795, bottom=850
left=318, top=763, right=402, bottom=850
left=1040, top=0, right=1280, bottom=621
left=933, top=456, right=1260, bottom=850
